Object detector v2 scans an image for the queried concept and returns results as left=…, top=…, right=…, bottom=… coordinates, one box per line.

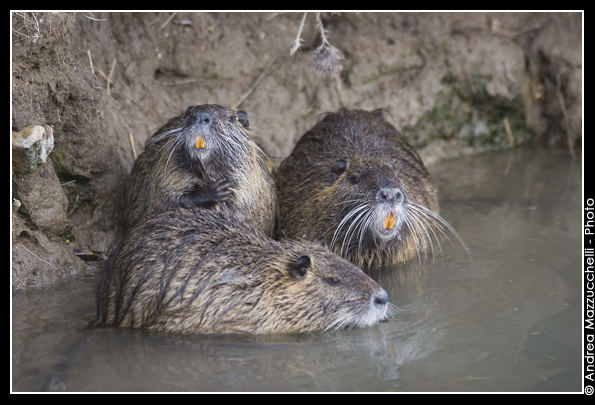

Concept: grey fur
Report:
left=92, top=207, right=388, bottom=335
left=121, top=104, right=277, bottom=237
left=276, top=108, right=458, bottom=268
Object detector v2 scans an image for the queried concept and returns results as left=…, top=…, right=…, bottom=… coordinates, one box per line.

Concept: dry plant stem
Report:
left=128, top=132, right=138, bottom=160
left=233, top=59, right=276, bottom=110
left=87, top=50, right=96, bottom=78
left=316, top=13, right=330, bottom=46
left=335, top=74, right=345, bottom=107
left=16, top=238, right=55, bottom=268
left=12, top=200, right=54, bottom=269
left=503, top=117, right=514, bottom=146
left=95, top=68, right=108, bottom=82
left=12, top=28, right=29, bottom=38
left=160, top=12, right=177, bottom=31
left=290, top=12, right=308, bottom=56
left=82, top=13, right=108, bottom=22
left=107, top=59, right=116, bottom=96
left=68, top=193, right=80, bottom=215
left=555, top=68, right=576, bottom=158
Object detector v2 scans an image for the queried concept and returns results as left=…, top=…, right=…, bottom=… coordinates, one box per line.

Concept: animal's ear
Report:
left=330, top=159, right=348, bottom=179
left=236, top=110, right=250, bottom=129
left=289, top=255, right=311, bottom=280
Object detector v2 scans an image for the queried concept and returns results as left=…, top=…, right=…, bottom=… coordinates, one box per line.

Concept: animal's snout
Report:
left=376, top=187, right=403, bottom=204
left=196, top=111, right=212, bottom=126
left=372, top=290, right=388, bottom=308
left=187, top=110, right=213, bottom=127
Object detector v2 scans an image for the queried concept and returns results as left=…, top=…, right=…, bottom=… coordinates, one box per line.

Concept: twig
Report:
left=82, top=12, right=108, bottom=22
left=555, top=68, right=576, bottom=158
left=266, top=13, right=282, bottom=21
left=87, top=50, right=96, bottom=78
left=16, top=237, right=54, bottom=269
left=290, top=12, right=308, bottom=56
left=60, top=179, right=77, bottom=186
left=162, top=79, right=204, bottom=87
left=94, top=64, right=116, bottom=97
left=335, top=73, right=345, bottom=107
left=160, top=12, right=178, bottom=31
left=95, top=67, right=108, bottom=81
left=106, top=58, right=116, bottom=96
left=128, top=132, right=138, bottom=160
left=315, top=12, right=330, bottom=46
left=122, top=88, right=142, bottom=109
left=30, top=12, right=41, bottom=42
left=15, top=12, right=32, bottom=23
left=232, top=59, right=276, bottom=110
left=502, top=117, right=514, bottom=147
left=68, top=193, right=79, bottom=215
left=12, top=28, right=30, bottom=38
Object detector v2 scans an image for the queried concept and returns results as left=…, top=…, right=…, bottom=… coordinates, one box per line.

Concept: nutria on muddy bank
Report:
left=121, top=104, right=276, bottom=237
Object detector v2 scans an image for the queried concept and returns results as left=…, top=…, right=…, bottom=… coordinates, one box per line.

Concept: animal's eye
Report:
left=236, top=110, right=249, bottom=129
left=331, top=159, right=348, bottom=176
left=325, top=277, right=341, bottom=286
left=348, top=175, right=359, bottom=184
left=228, top=115, right=236, bottom=123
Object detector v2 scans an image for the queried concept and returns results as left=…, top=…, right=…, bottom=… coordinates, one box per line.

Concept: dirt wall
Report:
left=11, top=11, right=582, bottom=288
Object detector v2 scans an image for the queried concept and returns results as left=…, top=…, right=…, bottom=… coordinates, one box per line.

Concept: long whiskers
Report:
left=163, top=133, right=187, bottom=173
left=340, top=207, right=372, bottom=257
left=386, top=302, right=400, bottom=319
left=400, top=211, right=423, bottom=265
left=406, top=208, right=434, bottom=262
left=408, top=202, right=469, bottom=256
left=330, top=197, right=468, bottom=267
left=330, top=204, right=369, bottom=252
left=145, top=127, right=183, bottom=148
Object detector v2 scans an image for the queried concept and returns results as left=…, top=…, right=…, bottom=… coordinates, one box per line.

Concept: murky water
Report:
left=11, top=146, right=582, bottom=392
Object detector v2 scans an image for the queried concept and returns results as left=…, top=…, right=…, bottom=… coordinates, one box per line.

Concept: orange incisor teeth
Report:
left=195, top=134, right=205, bottom=149
left=383, top=212, right=395, bottom=230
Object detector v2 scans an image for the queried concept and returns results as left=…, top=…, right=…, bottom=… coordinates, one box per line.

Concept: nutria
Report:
left=277, top=108, right=461, bottom=269
left=121, top=104, right=276, bottom=236
left=92, top=207, right=390, bottom=335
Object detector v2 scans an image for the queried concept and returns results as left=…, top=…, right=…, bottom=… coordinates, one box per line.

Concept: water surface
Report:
left=11, top=146, right=582, bottom=392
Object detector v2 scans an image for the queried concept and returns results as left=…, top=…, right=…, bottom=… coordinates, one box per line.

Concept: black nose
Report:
left=376, top=187, right=403, bottom=204
left=373, top=291, right=388, bottom=307
left=194, top=111, right=212, bottom=126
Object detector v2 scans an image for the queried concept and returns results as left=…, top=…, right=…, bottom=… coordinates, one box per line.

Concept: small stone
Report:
left=15, top=157, right=69, bottom=234
left=12, top=125, right=54, bottom=175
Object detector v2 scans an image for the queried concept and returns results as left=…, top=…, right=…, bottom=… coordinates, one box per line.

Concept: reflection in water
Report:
left=12, top=146, right=581, bottom=392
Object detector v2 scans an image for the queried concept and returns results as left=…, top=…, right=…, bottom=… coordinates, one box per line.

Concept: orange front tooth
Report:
left=383, top=212, right=395, bottom=230
left=195, top=134, right=205, bottom=149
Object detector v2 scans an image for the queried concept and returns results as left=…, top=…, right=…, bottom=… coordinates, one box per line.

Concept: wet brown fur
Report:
left=276, top=109, right=440, bottom=268
left=121, top=104, right=277, bottom=236
left=92, top=207, right=388, bottom=335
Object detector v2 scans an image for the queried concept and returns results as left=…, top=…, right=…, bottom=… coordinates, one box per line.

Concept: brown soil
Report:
left=11, top=11, right=582, bottom=288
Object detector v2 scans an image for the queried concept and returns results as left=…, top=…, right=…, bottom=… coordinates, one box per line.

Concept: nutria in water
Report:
left=92, top=207, right=391, bottom=334
left=277, top=108, right=463, bottom=268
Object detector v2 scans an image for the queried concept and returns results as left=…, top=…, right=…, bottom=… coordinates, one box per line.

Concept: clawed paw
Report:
left=204, top=179, right=233, bottom=202
left=181, top=179, right=233, bottom=208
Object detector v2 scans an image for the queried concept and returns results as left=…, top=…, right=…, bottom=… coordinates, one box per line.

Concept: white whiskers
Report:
left=329, top=197, right=468, bottom=266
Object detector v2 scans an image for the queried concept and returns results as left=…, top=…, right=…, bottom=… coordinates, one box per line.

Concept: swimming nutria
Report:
left=277, top=108, right=461, bottom=269
left=92, top=207, right=390, bottom=334
left=121, top=104, right=276, bottom=236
